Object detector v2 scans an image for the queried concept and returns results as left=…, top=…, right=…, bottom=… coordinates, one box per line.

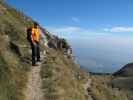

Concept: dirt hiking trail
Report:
left=24, top=64, right=43, bottom=100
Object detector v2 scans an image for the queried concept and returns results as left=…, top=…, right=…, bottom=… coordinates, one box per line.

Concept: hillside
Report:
left=0, top=1, right=32, bottom=100
left=111, top=63, right=133, bottom=100
left=0, top=1, right=89, bottom=100
left=114, top=63, right=133, bottom=77
left=0, top=1, right=131, bottom=100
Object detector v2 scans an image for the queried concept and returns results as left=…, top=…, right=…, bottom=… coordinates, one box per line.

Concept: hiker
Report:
left=27, top=22, right=44, bottom=66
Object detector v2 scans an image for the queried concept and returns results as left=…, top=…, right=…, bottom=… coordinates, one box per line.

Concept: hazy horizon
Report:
left=45, top=32, right=132, bottom=73
left=7, top=0, right=133, bottom=73
left=68, top=36, right=133, bottom=73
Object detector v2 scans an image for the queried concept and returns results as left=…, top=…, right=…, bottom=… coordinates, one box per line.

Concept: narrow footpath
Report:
left=24, top=64, right=43, bottom=100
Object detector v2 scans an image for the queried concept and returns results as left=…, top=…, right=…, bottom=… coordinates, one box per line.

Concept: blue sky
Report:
left=6, top=0, right=133, bottom=72
left=6, top=0, right=133, bottom=38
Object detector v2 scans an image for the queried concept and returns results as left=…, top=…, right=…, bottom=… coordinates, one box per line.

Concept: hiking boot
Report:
left=32, top=63, right=38, bottom=66
left=36, top=62, right=41, bottom=65
left=37, top=59, right=41, bottom=62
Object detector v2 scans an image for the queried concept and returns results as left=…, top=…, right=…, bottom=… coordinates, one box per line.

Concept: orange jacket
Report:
left=31, top=27, right=40, bottom=43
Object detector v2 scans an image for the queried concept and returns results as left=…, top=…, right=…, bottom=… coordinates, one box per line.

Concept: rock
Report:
left=10, top=42, right=22, bottom=56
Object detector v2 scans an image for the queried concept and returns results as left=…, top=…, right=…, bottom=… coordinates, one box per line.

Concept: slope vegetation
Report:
left=0, top=1, right=32, bottom=100
left=0, top=1, right=89, bottom=100
left=0, top=1, right=131, bottom=100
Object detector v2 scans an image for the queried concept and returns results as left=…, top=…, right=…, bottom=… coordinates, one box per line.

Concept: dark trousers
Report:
left=31, top=42, right=40, bottom=65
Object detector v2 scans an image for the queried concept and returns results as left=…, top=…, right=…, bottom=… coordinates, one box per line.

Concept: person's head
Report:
left=33, top=22, right=39, bottom=28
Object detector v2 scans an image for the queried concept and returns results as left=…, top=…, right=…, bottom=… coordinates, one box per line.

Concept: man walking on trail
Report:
left=27, top=22, right=41, bottom=66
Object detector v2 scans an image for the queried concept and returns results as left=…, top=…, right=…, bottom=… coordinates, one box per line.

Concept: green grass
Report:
left=0, top=2, right=32, bottom=100
left=90, top=75, right=128, bottom=100
left=0, top=50, right=29, bottom=100
left=0, top=1, right=130, bottom=100
left=40, top=49, right=88, bottom=100
left=0, top=1, right=88, bottom=100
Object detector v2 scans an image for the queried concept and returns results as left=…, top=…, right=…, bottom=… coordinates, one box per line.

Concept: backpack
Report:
left=27, top=28, right=32, bottom=43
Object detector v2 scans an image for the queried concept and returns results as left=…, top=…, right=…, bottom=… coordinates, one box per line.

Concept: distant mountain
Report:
left=0, top=1, right=132, bottom=100
left=113, top=63, right=133, bottom=77
left=111, top=63, right=133, bottom=100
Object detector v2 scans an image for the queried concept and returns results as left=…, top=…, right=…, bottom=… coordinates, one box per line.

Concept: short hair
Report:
left=33, top=22, right=39, bottom=26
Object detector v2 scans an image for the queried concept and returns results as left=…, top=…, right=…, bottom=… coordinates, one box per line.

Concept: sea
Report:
left=66, top=35, right=133, bottom=73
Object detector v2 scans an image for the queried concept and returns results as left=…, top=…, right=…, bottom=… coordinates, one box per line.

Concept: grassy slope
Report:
left=0, top=2, right=32, bottom=100
left=41, top=48, right=89, bottom=100
left=112, top=63, right=133, bottom=100
left=111, top=76, right=133, bottom=100
left=0, top=1, right=131, bottom=100
left=90, top=75, right=128, bottom=100
left=0, top=2, right=89, bottom=100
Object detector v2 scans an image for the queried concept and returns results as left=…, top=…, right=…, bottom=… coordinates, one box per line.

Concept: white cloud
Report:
left=46, top=26, right=82, bottom=38
left=104, top=27, right=133, bottom=32
left=47, top=26, right=81, bottom=34
left=46, top=26, right=108, bottom=39
left=72, top=17, right=80, bottom=23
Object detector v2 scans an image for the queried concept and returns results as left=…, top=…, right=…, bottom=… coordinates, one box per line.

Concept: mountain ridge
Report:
left=0, top=1, right=132, bottom=100
left=113, top=63, right=133, bottom=77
